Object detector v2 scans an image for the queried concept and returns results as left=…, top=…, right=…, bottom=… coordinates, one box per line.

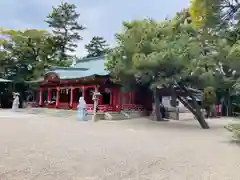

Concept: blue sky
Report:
left=0, top=0, right=190, bottom=57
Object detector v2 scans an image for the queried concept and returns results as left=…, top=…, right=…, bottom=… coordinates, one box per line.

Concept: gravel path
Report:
left=0, top=110, right=239, bottom=180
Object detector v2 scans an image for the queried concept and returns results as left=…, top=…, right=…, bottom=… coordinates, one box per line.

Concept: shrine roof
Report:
left=45, top=56, right=109, bottom=80
left=0, top=78, right=12, bottom=82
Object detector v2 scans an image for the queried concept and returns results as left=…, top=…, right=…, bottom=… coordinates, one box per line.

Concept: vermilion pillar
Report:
left=110, top=89, right=113, bottom=105
left=129, top=92, right=132, bottom=104
left=47, top=88, right=52, bottom=104
left=70, top=87, right=74, bottom=108
left=82, top=86, right=85, bottom=100
left=39, top=88, right=43, bottom=106
left=118, top=88, right=121, bottom=105
left=99, top=96, right=103, bottom=105
left=56, top=87, right=60, bottom=107
left=98, top=86, right=103, bottom=105
left=116, top=88, right=122, bottom=112
left=113, top=88, right=117, bottom=106
left=132, top=92, right=135, bottom=104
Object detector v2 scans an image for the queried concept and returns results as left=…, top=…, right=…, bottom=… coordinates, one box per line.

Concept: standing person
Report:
left=12, top=93, right=20, bottom=111
left=160, top=103, right=166, bottom=119
left=77, top=97, right=87, bottom=121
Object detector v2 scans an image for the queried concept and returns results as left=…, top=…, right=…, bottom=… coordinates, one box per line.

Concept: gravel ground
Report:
left=0, top=110, right=239, bottom=180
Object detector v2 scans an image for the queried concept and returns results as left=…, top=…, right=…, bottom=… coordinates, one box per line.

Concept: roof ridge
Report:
left=48, top=67, right=89, bottom=71
left=75, top=55, right=105, bottom=63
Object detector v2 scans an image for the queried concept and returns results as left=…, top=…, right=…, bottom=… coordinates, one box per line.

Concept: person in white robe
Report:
left=12, top=93, right=20, bottom=111
left=77, top=97, right=87, bottom=121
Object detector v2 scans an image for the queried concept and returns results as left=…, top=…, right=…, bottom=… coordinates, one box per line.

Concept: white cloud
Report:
left=0, top=0, right=190, bottom=57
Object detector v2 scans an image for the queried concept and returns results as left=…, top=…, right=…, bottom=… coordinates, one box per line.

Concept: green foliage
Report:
left=203, top=87, right=216, bottom=106
left=85, top=36, right=109, bottom=58
left=105, top=18, right=218, bottom=90
left=0, top=29, right=58, bottom=81
left=46, top=2, right=85, bottom=62
left=190, top=0, right=240, bottom=29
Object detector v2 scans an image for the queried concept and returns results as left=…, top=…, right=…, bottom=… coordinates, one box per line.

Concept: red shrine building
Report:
left=36, top=56, right=147, bottom=112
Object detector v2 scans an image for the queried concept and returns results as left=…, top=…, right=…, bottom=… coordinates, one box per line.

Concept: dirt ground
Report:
left=0, top=110, right=239, bottom=180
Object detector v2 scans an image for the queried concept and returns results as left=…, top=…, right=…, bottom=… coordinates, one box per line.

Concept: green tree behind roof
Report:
left=105, top=17, right=213, bottom=128
left=85, top=36, right=110, bottom=58
left=46, top=2, right=85, bottom=63
left=0, top=29, right=58, bottom=82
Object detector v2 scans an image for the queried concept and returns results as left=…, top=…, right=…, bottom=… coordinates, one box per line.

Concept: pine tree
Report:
left=105, top=19, right=211, bottom=128
left=85, top=36, right=109, bottom=58
left=46, top=2, right=85, bottom=62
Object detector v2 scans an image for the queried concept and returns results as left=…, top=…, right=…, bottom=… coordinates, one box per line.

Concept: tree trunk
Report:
left=205, top=106, right=210, bottom=118
left=177, top=84, right=209, bottom=129
left=226, top=89, right=231, bottom=116
left=211, top=104, right=216, bottom=117
left=170, top=85, right=179, bottom=120
left=152, top=87, right=163, bottom=121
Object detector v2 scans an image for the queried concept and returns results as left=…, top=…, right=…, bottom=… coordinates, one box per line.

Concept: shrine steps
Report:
left=104, top=112, right=128, bottom=120
left=104, top=111, right=144, bottom=120
left=121, top=110, right=145, bottom=119
left=25, top=108, right=144, bottom=120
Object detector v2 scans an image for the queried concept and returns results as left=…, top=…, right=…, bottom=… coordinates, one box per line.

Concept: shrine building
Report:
left=37, top=56, right=147, bottom=112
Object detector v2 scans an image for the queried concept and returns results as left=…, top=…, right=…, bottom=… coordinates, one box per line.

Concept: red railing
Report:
left=28, top=102, right=145, bottom=112
left=72, top=102, right=78, bottom=110
left=57, top=103, right=70, bottom=109
left=86, top=104, right=117, bottom=112
left=121, top=104, right=144, bottom=111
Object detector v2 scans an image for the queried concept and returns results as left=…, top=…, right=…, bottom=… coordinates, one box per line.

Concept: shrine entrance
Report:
left=59, top=88, right=71, bottom=104
left=73, top=88, right=82, bottom=103
left=85, top=88, right=94, bottom=104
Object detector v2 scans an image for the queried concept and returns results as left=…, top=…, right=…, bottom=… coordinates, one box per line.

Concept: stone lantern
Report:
left=92, top=88, right=102, bottom=122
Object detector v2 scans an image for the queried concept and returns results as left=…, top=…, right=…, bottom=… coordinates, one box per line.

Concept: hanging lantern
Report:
left=105, top=88, right=111, bottom=93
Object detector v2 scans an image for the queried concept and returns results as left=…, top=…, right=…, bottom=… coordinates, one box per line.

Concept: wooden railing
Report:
left=58, top=103, right=70, bottom=109
left=121, top=104, right=144, bottom=111
left=27, top=102, right=145, bottom=112
left=86, top=104, right=117, bottom=112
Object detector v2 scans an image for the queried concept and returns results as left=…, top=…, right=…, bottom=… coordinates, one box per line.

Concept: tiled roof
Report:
left=74, top=56, right=108, bottom=75
left=0, top=78, right=12, bottom=82
left=45, top=56, right=109, bottom=80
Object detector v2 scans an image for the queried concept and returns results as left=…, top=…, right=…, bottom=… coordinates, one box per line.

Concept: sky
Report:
left=0, top=0, right=190, bottom=57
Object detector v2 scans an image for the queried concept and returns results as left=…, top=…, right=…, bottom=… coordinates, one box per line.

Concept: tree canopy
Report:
left=0, top=2, right=85, bottom=82
left=46, top=2, right=85, bottom=62
left=0, top=29, right=57, bottom=81
left=85, top=36, right=109, bottom=58
left=105, top=18, right=214, bottom=128
left=189, top=0, right=240, bottom=28
left=1, top=1, right=240, bottom=126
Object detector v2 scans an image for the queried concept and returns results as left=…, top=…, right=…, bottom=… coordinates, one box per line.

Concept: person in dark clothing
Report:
left=160, top=103, right=166, bottom=118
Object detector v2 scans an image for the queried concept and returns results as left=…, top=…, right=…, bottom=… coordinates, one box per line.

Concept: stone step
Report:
left=122, top=110, right=144, bottom=119
left=104, top=112, right=128, bottom=120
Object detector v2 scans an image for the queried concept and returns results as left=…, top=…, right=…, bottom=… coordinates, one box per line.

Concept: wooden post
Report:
left=39, top=88, right=43, bottom=106
left=129, top=92, right=132, bottom=104
left=109, top=89, right=113, bottom=105
left=92, top=87, right=98, bottom=122
left=132, top=92, right=135, bottom=104
left=118, top=88, right=121, bottom=105
left=99, top=87, right=103, bottom=105
left=70, top=87, right=74, bottom=108
left=82, top=86, right=85, bottom=100
left=56, top=87, right=60, bottom=108
left=47, top=88, right=51, bottom=104
left=113, top=88, right=117, bottom=106
left=116, top=88, right=122, bottom=112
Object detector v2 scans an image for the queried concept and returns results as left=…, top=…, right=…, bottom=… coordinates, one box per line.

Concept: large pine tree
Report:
left=85, top=36, right=109, bottom=58
left=46, top=2, right=85, bottom=63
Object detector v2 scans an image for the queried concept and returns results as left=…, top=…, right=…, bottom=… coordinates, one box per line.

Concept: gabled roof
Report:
left=74, top=56, right=108, bottom=75
left=45, top=56, right=109, bottom=80
left=0, top=78, right=12, bottom=82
